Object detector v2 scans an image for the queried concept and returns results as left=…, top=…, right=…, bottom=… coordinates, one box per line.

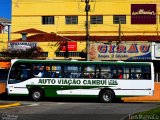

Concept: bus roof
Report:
left=11, top=59, right=152, bottom=66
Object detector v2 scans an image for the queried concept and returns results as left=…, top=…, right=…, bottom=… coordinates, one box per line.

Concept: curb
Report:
left=0, top=102, right=21, bottom=108
left=123, top=100, right=160, bottom=102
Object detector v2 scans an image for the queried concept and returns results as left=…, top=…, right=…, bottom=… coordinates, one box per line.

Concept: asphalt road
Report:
left=0, top=98, right=159, bottom=120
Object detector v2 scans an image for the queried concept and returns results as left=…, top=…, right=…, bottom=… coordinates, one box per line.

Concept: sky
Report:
left=0, top=0, right=11, bottom=20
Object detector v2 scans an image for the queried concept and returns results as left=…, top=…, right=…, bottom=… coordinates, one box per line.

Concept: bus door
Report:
left=7, top=63, right=32, bottom=94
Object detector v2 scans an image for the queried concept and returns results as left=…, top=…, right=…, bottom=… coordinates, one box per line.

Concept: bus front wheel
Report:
left=99, top=90, right=115, bottom=103
left=30, top=89, right=44, bottom=101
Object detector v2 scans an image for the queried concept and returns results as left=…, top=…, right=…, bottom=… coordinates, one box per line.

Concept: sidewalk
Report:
left=122, top=83, right=160, bottom=102
left=0, top=82, right=21, bottom=108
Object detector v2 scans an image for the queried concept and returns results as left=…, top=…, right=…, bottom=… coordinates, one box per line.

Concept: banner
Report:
left=89, top=42, right=151, bottom=61
left=9, top=42, right=38, bottom=51
left=60, top=42, right=77, bottom=51
left=131, top=4, right=156, bottom=24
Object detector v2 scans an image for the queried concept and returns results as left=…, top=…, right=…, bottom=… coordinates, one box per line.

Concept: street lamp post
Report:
left=118, top=20, right=121, bottom=44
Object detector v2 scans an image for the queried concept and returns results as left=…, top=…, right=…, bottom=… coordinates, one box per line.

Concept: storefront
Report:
left=89, top=42, right=151, bottom=61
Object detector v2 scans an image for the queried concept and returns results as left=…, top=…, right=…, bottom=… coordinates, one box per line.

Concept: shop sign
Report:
left=8, top=42, right=38, bottom=51
left=89, top=42, right=151, bottom=61
left=154, top=44, right=160, bottom=58
left=131, top=4, right=156, bottom=24
left=60, top=42, right=77, bottom=51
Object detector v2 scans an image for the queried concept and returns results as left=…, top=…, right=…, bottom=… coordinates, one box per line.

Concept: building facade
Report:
left=11, top=0, right=160, bottom=36
left=6, top=0, right=160, bottom=77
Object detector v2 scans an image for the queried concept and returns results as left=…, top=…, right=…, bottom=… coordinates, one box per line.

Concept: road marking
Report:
left=27, top=103, right=39, bottom=106
left=0, top=102, right=21, bottom=109
left=57, top=103, right=66, bottom=105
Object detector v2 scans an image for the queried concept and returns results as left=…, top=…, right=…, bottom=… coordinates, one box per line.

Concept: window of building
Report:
left=113, top=15, right=126, bottom=24
left=42, top=16, right=54, bottom=24
left=55, top=52, right=82, bottom=57
left=90, top=15, right=103, bottom=24
left=34, top=52, right=48, bottom=57
left=65, top=16, right=78, bottom=24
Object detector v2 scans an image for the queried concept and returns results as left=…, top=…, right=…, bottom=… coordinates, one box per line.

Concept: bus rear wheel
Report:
left=30, top=89, right=44, bottom=101
left=99, top=90, right=115, bottom=103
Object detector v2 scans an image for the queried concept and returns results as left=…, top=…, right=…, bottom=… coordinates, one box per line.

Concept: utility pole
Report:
left=85, top=0, right=90, bottom=61
left=65, top=41, right=68, bottom=58
left=7, top=24, right=11, bottom=49
left=118, top=19, right=121, bottom=45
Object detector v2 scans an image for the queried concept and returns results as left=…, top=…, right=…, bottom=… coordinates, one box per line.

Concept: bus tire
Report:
left=30, top=89, right=44, bottom=101
left=99, top=89, right=115, bottom=103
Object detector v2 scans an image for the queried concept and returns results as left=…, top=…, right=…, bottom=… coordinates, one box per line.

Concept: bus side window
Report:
left=137, top=74, right=142, bottom=79
left=83, top=65, right=95, bottom=79
left=112, top=70, right=118, bottom=79
left=33, top=64, right=45, bottom=78
left=131, top=73, right=137, bottom=79
left=101, top=65, right=114, bottom=79
left=122, top=66, right=130, bottom=79
left=51, top=64, right=62, bottom=78
left=45, top=65, right=51, bottom=78
left=51, top=72, right=55, bottom=77
left=64, top=65, right=81, bottom=78
left=117, top=68, right=123, bottom=79
left=130, top=66, right=142, bottom=80
left=142, top=73, right=151, bottom=79
left=141, top=66, right=151, bottom=80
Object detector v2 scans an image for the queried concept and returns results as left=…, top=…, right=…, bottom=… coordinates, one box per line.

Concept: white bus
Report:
left=7, top=59, right=154, bottom=103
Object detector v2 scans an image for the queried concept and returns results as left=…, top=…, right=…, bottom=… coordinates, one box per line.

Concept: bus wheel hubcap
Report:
left=33, top=91, right=41, bottom=99
left=103, top=93, right=111, bottom=101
